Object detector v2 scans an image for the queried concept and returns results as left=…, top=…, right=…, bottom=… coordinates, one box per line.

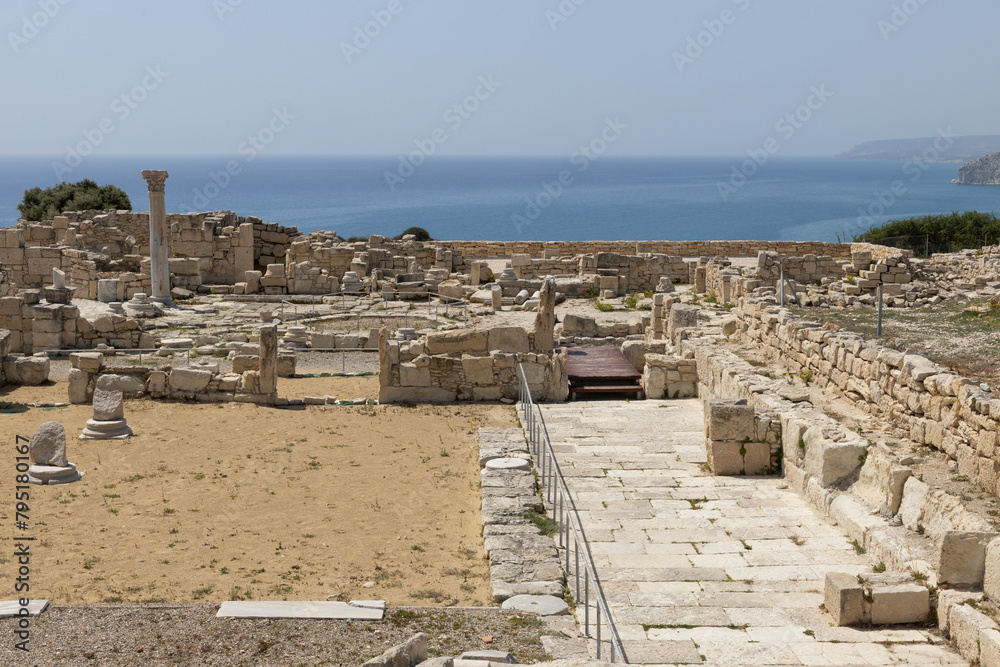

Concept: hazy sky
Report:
left=2, top=0, right=997, bottom=158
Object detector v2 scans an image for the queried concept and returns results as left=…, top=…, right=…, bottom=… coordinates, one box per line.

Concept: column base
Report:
left=150, top=295, right=174, bottom=308
left=28, top=463, right=83, bottom=485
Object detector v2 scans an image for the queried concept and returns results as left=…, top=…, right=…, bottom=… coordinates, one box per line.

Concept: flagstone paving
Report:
left=536, top=399, right=963, bottom=666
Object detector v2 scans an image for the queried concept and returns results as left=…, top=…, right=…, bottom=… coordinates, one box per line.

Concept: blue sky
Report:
left=2, top=0, right=997, bottom=157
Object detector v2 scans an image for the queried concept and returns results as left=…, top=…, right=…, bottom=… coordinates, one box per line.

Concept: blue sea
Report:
left=1, top=156, right=997, bottom=242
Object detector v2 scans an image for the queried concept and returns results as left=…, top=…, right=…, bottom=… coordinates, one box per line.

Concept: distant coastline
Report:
left=837, top=134, right=1000, bottom=163
left=2, top=156, right=998, bottom=242
left=955, top=152, right=1000, bottom=186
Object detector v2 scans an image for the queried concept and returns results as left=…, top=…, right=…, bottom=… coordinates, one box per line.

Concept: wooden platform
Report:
left=566, top=348, right=643, bottom=400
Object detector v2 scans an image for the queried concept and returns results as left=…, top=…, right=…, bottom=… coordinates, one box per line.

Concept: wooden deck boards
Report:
left=566, top=348, right=643, bottom=399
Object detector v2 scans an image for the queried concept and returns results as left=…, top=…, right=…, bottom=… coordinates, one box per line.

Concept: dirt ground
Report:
left=0, top=377, right=517, bottom=607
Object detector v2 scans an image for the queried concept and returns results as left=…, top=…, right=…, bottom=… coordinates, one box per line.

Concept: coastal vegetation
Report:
left=854, top=211, right=1000, bottom=256
left=398, top=226, right=432, bottom=242
left=347, top=226, right=432, bottom=244
left=18, top=179, right=131, bottom=222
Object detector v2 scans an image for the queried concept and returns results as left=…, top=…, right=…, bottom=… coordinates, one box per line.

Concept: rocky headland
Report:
left=955, top=151, right=1000, bottom=185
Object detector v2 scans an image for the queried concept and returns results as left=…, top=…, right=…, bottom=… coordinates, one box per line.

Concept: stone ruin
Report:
left=27, top=421, right=82, bottom=485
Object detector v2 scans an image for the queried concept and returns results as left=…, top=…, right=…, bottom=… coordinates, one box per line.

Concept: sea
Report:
left=1, top=155, right=997, bottom=243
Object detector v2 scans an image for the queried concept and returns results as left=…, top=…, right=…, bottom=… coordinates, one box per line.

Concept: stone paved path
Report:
left=537, top=399, right=963, bottom=666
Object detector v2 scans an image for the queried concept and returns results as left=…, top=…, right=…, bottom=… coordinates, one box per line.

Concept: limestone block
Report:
left=487, top=327, right=529, bottom=354
left=829, top=495, right=883, bottom=548
left=462, top=355, right=494, bottom=386
left=621, top=340, right=646, bottom=372
left=169, top=368, right=213, bottom=392
left=29, top=421, right=68, bottom=467
left=92, top=375, right=125, bottom=421
left=721, top=317, right=738, bottom=336
left=277, top=353, right=296, bottom=378
left=472, top=386, right=503, bottom=401
left=399, top=364, right=431, bottom=387
left=667, top=304, right=699, bottom=338
left=982, top=628, right=1000, bottom=667
left=666, top=381, right=697, bottom=399
left=937, top=588, right=972, bottom=633
left=562, top=314, right=598, bottom=336
left=362, top=632, right=428, bottom=667
left=898, top=476, right=929, bottom=532
left=901, top=354, right=939, bottom=387
left=67, top=368, right=89, bottom=404
left=705, top=400, right=755, bottom=441
left=259, top=324, right=278, bottom=395
left=118, top=375, right=145, bottom=393
left=707, top=440, right=744, bottom=475
left=520, top=362, right=547, bottom=387
left=69, top=352, right=103, bottom=373
left=147, top=371, right=166, bottom=393
left=643, top=365, right=665, bottom=400
left=870, top=584, right=929, bottom=625
left=824, top=572, right=863, bottom=626
left=854, top=443, right=911, bottom=515
left=743, top=441, right=771, bottom=475
left=939, top=531, right=998, bottom=587
left=379, top=385, right=454, bottom=403
left=950, top=604, right=998, bottom=663
left=426, top=329, right=488, bottom=355
left=310, top=332, right=335, bottom=349
left=11, top=356, right=49, bottom=385
left=984, top=537, right=1000, bottom=601
left=803, top=428, right=866, bottom=487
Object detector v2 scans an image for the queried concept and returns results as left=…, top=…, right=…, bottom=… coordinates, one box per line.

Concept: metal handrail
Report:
left=516, top=364, right=628, bottom=663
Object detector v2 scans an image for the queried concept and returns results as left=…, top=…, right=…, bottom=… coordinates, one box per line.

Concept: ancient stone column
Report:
left=258, top=323, right=278, bottom=396
left=141, top=170, right=172, bottom=307
left=533, top=276, right=556, bottom=352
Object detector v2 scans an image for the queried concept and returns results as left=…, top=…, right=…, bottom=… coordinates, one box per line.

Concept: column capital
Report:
left=141, top=170, right=169, bottom=193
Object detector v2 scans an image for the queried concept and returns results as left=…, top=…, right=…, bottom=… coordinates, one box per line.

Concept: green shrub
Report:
left=18, top=179, right=131, bottom=221
left=854, top=211, right=1000, bottom=255
left=397, top=226, right=432, bottom=242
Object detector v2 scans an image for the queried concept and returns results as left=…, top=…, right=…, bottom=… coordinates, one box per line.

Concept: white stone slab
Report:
left=485, top=457, right=530, bottom=471
left=0, top=600, right=48, bottom=618
left=216, top=601, right=383, bottom=620
left=501, top=594, right=569, bottom=616
left=349, top=600, right=386, bottom=610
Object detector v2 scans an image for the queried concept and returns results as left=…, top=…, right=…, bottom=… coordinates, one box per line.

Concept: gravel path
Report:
left=0, top=605, right=557, bottom=666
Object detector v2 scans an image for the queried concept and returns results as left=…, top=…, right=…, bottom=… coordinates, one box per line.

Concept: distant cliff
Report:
left=956, top=152, right=1000, bottom=185
left=838, top=135, right=1000, bottom=163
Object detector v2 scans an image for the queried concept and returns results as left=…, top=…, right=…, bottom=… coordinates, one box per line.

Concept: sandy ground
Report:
left=0, top=377, right=517, bottom=607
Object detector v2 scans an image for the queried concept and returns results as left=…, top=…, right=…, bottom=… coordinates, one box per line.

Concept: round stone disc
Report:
left=500, top=594, right=569, bottom=616
left=485, top=457, right=530, bottom=470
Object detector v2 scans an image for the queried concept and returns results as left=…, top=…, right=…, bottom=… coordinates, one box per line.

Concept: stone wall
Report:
left=441, top=240, right=850, bottom=259
left=378, top=326, right=567, bottom=403
left=3, top=210, right=296, bottom=296
left=735, top=296, right=1000, bottom=495
left=850, top=241, right=914, bottom=260
left=282, top=234, right=453, bottom=294
left=76, top=325, right=278, bottom=406
left=0, top=292, right=146, bottom=354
